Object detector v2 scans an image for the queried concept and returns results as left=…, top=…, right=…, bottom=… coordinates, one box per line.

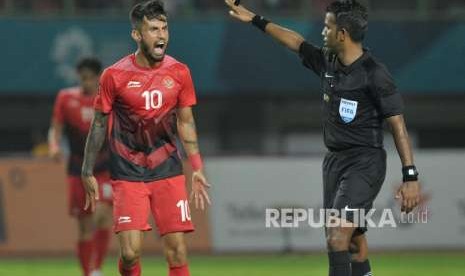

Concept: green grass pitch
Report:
left=0, top=252, right=464, bottom=276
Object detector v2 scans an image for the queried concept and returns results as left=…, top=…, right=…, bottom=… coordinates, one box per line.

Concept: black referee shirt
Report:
left=299, top=42, right=404, bottom=151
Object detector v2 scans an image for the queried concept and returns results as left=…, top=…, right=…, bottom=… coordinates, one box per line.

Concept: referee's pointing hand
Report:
left=225, top=0, right=255, bottom=23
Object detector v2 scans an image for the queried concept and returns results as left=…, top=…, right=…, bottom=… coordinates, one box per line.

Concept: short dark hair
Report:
left=130, top=0, right=167, bottom=30
left=76, top=57, right=102, bottom=75
left=326, top=0, right=368, bottom=42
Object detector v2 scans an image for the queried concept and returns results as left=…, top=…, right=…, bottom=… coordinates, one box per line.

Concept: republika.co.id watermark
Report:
left=265, top=207, right=428, bottom=228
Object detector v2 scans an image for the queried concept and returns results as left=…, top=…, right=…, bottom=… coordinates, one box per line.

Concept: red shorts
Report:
left=111, top=175, right=194, bottom=236
left=68, top=172, right=113, bottom=217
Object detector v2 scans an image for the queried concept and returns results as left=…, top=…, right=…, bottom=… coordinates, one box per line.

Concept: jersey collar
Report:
left=336, top=49, right=370, bottom=75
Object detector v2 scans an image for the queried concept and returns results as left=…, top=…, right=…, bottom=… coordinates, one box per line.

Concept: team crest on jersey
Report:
left=339, top=98, right=358, bottom=123
left=163, top=76, right=175, bottom=89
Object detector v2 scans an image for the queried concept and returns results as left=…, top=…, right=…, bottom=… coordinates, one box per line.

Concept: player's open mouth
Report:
left=154, top=41, right=165, bottom=55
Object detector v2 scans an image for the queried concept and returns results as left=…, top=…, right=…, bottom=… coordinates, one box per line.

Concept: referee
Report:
left=225, top=1, right=421, bottom=276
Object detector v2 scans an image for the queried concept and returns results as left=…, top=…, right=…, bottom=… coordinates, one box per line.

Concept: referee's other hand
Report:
left=396, top=181, right=421, bottom=213
left=225, top=0, right=255, bottom=23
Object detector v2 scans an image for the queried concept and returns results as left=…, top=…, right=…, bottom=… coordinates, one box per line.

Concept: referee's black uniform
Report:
left=299, top=41, right=404, bottom=234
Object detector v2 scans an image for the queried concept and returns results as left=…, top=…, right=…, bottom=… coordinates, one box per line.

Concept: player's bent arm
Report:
left=176, top=107, right=200, bottom=156
left=386, top=115, right=414, bottom=167
left=81, top=111, right=108, bottom=177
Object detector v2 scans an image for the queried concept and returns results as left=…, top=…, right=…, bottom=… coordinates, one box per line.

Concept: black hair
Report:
left=326, top=0, right=368, bottom=42
left=76, top=57, right=102, bottom=74
left=130, top=0, right=167, bottom=30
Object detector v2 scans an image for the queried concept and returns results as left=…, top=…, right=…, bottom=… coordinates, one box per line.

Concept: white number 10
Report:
left=142, top=90, right=162, bottom=110
left=176, top=200, right=191, bottom=222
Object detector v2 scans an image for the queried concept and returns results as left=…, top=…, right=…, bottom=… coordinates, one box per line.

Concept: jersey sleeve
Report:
left=177, top=66, right=197, bottom=107
left=371, top=66, right=404, bottom=118
left=52, top=91, right=66, bottom=124
left=299, top=41, right=326, bottom=76
left=94, top=69, right=116, bottom=113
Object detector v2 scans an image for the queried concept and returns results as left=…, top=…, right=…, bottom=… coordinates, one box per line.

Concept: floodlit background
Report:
left=0, top=0, right=464, bottom=275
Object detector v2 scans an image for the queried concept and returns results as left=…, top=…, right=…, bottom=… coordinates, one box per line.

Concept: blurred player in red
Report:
left=81, top=1, right=211, bottom=276
left=49, top=58, right=112, bottom=276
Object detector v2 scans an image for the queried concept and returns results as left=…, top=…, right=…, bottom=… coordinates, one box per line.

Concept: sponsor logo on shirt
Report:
left=127, top=81, right=142, bottom=88
left=118, top=216, right=132, bottom=224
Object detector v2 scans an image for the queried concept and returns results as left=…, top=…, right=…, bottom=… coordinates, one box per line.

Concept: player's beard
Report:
left=140, top=38, right=165, bottom=64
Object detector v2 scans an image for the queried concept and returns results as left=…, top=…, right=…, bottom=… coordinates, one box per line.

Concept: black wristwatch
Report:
left=402, top=165, right=419, bottom=182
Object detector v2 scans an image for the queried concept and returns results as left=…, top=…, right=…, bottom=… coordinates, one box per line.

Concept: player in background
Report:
left=224, top=0, right=421, bottom=276
left=81, top=1, right=211, bottom=276
left=49, top=58, right=112, bottom=276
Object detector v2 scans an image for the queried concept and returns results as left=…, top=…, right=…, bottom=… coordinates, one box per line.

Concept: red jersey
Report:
left=94, top=54, right=197, bottom=182
left=52, top=87, right=109, bottom=176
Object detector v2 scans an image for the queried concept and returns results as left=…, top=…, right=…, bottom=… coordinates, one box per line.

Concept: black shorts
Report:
left=323, top=147, right=386, bottom=235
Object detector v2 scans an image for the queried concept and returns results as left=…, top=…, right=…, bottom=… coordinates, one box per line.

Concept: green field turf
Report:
left=0, top=252, right=464, bottom=276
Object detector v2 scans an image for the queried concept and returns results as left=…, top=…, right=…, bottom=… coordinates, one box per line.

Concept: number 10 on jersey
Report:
left=176, top=200, right=191, bottom=222
left=142, top=90, right=163, bottom=110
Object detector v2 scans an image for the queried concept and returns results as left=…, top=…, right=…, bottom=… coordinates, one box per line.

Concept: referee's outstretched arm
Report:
left=225, top=0, right=305, bottom=52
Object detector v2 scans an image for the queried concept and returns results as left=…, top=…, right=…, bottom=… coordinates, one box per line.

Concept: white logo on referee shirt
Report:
left=344, top=205, right=359, bottom=212
left=339, top=98, right=358, bottom=123
left=118, top=216, right=132, bottom=224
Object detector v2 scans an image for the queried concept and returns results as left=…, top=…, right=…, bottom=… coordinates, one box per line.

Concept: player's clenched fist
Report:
left=225, top=0, right=255, bottom=22
left=82, top=175, right=99, bottom=212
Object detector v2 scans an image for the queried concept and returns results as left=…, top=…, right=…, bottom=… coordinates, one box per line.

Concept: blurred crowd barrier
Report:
left=206, top=150, right=465, bottom=252
left=0, top=150, right=464, bottom=255
left=1, top=18, right=465, bottom=95
left=0, top=159, right=211, bottom=256
left=1, top=0, right=465, bottom=17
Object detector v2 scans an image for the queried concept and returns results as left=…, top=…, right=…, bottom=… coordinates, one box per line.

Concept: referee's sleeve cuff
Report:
left=383, top=111, right=403, bottom=119
left=298, top=41, right=307, bottom=56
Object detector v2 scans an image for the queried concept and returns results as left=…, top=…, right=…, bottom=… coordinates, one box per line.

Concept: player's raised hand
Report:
left=82, top=175, right=99, bottom=212
left=225, top=0, right=255, bottom=23
left=396, top=181, right=421, bottom=213
left=190, top=170, right=211, bottom=211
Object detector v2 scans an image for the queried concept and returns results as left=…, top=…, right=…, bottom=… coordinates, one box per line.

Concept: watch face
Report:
left=408, top=169, right=415, bottom=175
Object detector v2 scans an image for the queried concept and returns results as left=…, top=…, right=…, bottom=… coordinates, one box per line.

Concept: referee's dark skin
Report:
left=225, top=1, right=421, bottom=276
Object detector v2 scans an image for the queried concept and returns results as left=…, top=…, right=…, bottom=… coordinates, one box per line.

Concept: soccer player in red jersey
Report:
left=49, top=58, right=112, bottom=276
left=81, top=1, right=211, bottom=276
